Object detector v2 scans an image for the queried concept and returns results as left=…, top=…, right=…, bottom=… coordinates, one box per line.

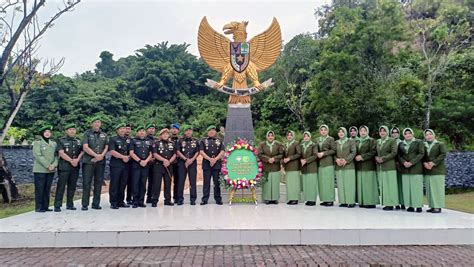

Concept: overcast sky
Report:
left=36, top=0, right=329, bottom=76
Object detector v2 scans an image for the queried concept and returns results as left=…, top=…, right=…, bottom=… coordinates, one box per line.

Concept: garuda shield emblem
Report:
left=230, top=42, right=250, bottom=73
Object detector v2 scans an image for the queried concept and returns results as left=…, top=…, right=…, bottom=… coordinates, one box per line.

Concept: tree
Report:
left=0, top=0, right=81, bottom=143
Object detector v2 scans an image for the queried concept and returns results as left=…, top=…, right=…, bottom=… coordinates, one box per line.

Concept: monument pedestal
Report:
left=223, top=104, right=255, bottom=146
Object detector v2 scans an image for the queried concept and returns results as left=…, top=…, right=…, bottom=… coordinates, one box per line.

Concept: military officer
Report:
left=54, top=124, right=83, bottom=212
left=125, top=123, right=134, bottom=205
left=170, top=123, right=181, bottom=203
left=108, top=123, right=131, bottom=209
left=199, top=125, right=225, bottom=205
left=145, top=123, right=157, bottom=204
left=152, top=128, right=177, bottom=206
left=81, top=116, right=108, bottom=210
left=176, top=125, right=199, bottom=205
left=129, top=125, right=153, bottom=208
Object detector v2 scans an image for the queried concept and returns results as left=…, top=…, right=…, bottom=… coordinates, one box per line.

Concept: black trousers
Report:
left=152, top=164, right=172, bottom=203
left=34, top=172, right=55, bottom=211
left=172, top=162, right=179, bottom=201
left=146, top=163, right=154, bottom=200
left=109, top=164, right=129, bottom=206
left=131, top=164, right=149, bottom=204
left=54, top=168, right=79, bottom=208
left=177, top=161, right=197, bottom=202
left=126, top=164, right=133, bottom=203
left=82, top=163, right=105, bottom=208
left=201, top=168, right=222, bottom=202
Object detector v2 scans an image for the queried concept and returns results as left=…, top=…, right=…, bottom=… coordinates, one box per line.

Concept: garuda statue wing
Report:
left=249, top=18, right=282, bottom=72
left=197, top=16, right=230, bottom=72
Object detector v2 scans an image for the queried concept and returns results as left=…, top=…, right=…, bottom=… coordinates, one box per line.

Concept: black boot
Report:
left=347, top=204, right=356, bottom=208
left=339, top=204, right=348, bottom=207
left=416, top=207, right=422, bottom=213
left=383, top=206, right=394, bottom=211
left=432, top=208, right=441, bottom=213
left=407, top=207, right=415, bottom=212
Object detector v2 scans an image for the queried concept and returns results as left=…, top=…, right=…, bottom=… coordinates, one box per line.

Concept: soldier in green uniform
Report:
left=152, top=128, right=176, bottom=207
left=391, top=127, right=404, bottom=210
left=33, top=125, right=58, bottom=212
left=170, top=123, right=181, bottom=203
left=335, top=127, right=357, bottom=208
left=317, top=125, right=336, bottom=206
left=125, top=123, right=134, bottom=205
left=108, top=123, right=131, bottom=209
left=217, top=126, right=225, bottom=141
left=199, top=125, right=225, bottom=205
left=375, top=125, right=400, bottom=210
left=81, top=116, right=109, bottom=210
left=258, top=130, right=284, bottom=204
left=300, top=131, right=318, bottom=206
left=348, top=126, right=359, bottom=203
left=423, top=129, right=447, bottom=213
left=145, top=123, right=157, bottom=204
left=354, top=125, right=379, bottom=208
left=54, top=124, right=83, bottom=212
left=129, top=125, right=153, bottom=208
left=283, top=130, right=301, bottom=205
left=398, top=128, right=425, bottom=213
left=176, top=125, right=199, bottom=205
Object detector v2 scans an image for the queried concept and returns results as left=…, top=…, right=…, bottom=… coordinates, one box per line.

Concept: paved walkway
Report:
left=1, top=245, right=473, bottom=266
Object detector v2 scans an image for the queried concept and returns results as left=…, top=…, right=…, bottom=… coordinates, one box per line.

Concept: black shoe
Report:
left=119, top=203, right=130, bottom=208
left=152, top=203, right=157, bottom=207
left=264, top=200, right=271, bottom=205
left=138, top=203, right=146, bottom=208
left=132, top=204, right=138, bottom=208
left=401, top=205, right=406, bottom=210
left=339, top=204, right=348, bottom=207
left=36, top=209, right=46, bottom=213
left=416, top=208, right=422, bottom=213
left=347, top=204, right=356, bottom=208
left=427, top=208, right=434, bottom=213
left=190, top=201, right=196, bottom=205
left=127, top=200, right=133, bottom=205
left=92, top=206, right=102, bottom=210
left=432, top=208, right=441, bottom=213
left=200, top=201, right=208, bottom=205
left=66, top=206, right=76, bottom=210
left=365, top=205, right=376, bottom=209
left=54, top=207, right=61, bottom=212
left=287, top=200, right=298, bottom=205
left=177, top=201, right=184, bottom=206
left=407, top=207, right=414, bottom=212
left=395, top=205, right=401, bottom=210
left=81, top=206, right=88, bottom=211
left=272, top=201, right=279, bottom=204
left=110, top=205, right=119, bottom=209
left=326, top=202, right=334, bottom=206
left=45, top=208, right=53, bottom=212
left=360, top=205, right=366, bottom=208
left=164, top=202, right=174, bottom=206
left=305, top=201, right=316, bottom=206
left=216, top=200, right=223, bottom=205
left=146, top=198, right=152, bottom=204
left=383, top=206, right=394, bottom=211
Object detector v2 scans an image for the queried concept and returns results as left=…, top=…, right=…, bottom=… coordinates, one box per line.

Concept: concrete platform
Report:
left=0, top=192, right=473, bottom=248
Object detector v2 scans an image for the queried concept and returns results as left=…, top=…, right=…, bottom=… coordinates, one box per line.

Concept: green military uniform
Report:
left=335, top=127, right=357, bottom=206
left=32, top=125, right=58, bottom=212
left=81, top=117, right=109, bottom=209
left=54, top=124, right=82, bottom=210
left=300, top=131, right=319, bottom=204
left=348, top=126, right=359, bottom=203
left=199, top=125, right=225, bottom=204
left=376, top=125, right=400, bottom=208
left=145, top=123, right=157, bottom=204
left=152, top=129, right=176, bottom=205
left=423, top=129, right=447, bottom=212
left=170, top=123, right=181, bottom=203
left=130, top=125, right=153, bottom=207
left=398, top=128, right=425, bottom=211
left=176, top=125, right=200, bottom=205
left=258, top=131, right=284, bottom=202
left=317, top=125, right=336, bottom=205
left=355, top=126, right=379, bottom=207
left=108, top=123, right=131, bottom=209
left=283, top=130, right=301, bottom=203
left=391, top=127, right=404, bottom=208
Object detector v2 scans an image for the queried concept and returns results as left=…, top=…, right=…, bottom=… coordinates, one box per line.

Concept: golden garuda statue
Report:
left=198, top=17, right=282, bottom=104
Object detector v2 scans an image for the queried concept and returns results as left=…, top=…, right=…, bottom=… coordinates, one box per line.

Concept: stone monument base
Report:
left=223, top=104, right=255, bottom=146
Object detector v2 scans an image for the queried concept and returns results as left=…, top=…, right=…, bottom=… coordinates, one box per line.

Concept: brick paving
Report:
left=0, top=245, right=473, bottom=266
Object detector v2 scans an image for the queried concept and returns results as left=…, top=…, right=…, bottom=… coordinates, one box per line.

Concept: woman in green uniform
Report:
left=391, top=127, right=405, bottom=210
left=423, top=129, right=447, bottom=213
left=283, top=130, right=301, bottom=205
left=317, top=125, right=336, bottom=206
left=258, top=130, right=284, bottom=204
left=300, top=131, right=318, bottom=206
left=398, top=128, right=425, bottom=213
left=32, top=125, right=58, bottom=212
left=355, top=125, right=379, bottom=208
left=335, top=127, right=356, bottom=208
left=375, top=125, right=399, bottom=210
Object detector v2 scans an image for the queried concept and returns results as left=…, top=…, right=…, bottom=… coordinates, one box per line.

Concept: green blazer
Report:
left=283, top=141, right=301, bottom=172
left=356, top=138, right=376, bottom=171
left=33, top=138, right=58, bottom=173
left=335, top=139, right=356, bottom=170
left=398, top=140, right=425, bottom=175
left=258, top=141, right=284, bottom=173
left=317, top=136, right=336, bottom=167
left=300, top=142, right=318, bottom=174
left=423, top=142, right=447, bottom=176
left=376, top=137, right=397, bottom=171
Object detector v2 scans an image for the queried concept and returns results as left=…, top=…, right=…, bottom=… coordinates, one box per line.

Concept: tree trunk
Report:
left=0, top=91, right=28, bottom=144
left=424, top=86, right=432, bottom=130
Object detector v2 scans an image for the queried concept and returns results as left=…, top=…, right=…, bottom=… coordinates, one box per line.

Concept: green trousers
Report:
left=302, top=172, right=318, bottom=202
left=336, top=169, right=356, bottom=205
left=82, top=163, right=105, bottom=208
left=378, top=169, right=400, bottom=206
left=286, top=171, right=301, bottom=201
left=357, top=170, right=380, bottom=205
left=318, top=166, right=335, bottom=202
left=262, top=171, right=281, bottom=201
left=424, top=175, right=445, bottom=209
left=402, top=174, right=424, bottom=208
left=54, top=168, right=80, bottom=208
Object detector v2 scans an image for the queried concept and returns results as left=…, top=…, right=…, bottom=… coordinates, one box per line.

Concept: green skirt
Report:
left=336, top=169, right=356, bottom=205
left=262, top=171, right=281, bottom=201
left=397, top=170, right=404, bottom=205
left=402, top=174, right=423, bottom=208
left=424, top=175, right=445, bottom=208
left=378, top=169, right=400, bottom=206
left=286, top=171, right=301, bottom=201
left=357, top=170, right=379, bottom=205
left=318, top=166, right=335, bottom=202
left=302, top=172, right=318, bottom=202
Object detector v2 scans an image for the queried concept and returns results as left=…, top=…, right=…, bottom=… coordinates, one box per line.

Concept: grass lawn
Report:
left=1, top=184, right=473, bottom=219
